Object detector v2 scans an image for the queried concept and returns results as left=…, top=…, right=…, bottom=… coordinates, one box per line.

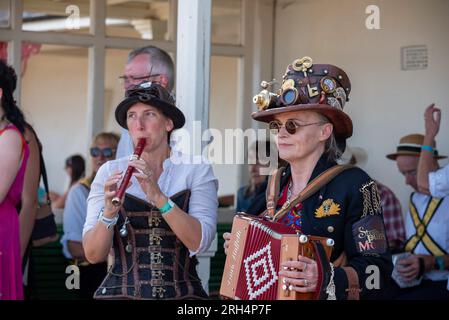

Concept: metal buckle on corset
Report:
left=149, top=235, right=162, bottom=246
left=148, top=214, right=161, bottom=227
left=152, top=270, right=165, bottom=279
left=151, top=252, right=164, bottom=264
left=152, top=287, right=166, bottom=298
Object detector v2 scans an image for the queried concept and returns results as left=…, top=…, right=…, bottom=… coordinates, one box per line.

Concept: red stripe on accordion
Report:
left=235, top=219, right=296, bottom=300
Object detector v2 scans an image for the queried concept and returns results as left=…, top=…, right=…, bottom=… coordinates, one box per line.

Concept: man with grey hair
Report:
left=116, top=46, right=175, bottom=158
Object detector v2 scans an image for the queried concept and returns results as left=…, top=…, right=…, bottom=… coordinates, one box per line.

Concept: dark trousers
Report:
left=391, top=279, right=449, bottom=300
left=79, top=262, right=108, bottom=299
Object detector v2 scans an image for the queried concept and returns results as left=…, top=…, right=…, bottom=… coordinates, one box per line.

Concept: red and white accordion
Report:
left=220, top=214, right=334, bottom=300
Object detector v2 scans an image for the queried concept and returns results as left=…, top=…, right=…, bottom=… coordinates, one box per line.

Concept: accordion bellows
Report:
left=220, top=214, right=333, bottom=300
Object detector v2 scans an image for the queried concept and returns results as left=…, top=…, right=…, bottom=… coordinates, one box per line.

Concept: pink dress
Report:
left=0, top=124, right=29, bottom=300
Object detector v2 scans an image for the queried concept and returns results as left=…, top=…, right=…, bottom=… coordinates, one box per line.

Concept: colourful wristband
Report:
left=435, top=256, right=445, bottom=271
left=159, top=199, right=174, bottom=215
left=421, top=145, right=434, bottom=153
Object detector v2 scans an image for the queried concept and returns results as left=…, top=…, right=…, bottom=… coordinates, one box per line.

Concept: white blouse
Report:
left=82, top=151, right=219, bottom=256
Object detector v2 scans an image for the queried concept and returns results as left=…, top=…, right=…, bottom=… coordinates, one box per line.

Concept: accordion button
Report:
left=327, top=226, right=335, bottom=233
left=299, top=235, right=308, bottom=243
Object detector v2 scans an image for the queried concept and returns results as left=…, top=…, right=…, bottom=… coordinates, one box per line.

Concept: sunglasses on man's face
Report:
left=90, top=147, right=115, bottom=158
left=268, top=119, right=327, bottom=135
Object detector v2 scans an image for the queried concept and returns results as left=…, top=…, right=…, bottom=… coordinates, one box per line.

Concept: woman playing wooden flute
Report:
left=82, top=82, right=218, bottom=299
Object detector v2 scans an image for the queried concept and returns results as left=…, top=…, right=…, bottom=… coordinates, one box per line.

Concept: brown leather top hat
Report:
left=386, top=133, right=447, bottom=160
left=251, top=56, right=353, bottom=139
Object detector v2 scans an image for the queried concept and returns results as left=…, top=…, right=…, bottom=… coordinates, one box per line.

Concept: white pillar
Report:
left=176, top=0, right=213, bottom=294
left=9, top=0, right=23, bottom=104
left=86, top=0, right=106, bottom=142
left=175, top=0, right=212, bottom=154
left=236, top=0, right=275, bottom=189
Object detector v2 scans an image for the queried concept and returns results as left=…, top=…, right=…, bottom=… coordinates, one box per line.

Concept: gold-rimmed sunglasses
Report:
left=268, top=119, right=327, bottom=135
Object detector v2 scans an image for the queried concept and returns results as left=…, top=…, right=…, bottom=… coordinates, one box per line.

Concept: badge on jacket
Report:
left=315, top=198, right=341, bottom=218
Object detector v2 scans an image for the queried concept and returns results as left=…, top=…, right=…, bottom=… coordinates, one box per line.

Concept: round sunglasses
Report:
left=90, top=147, right=116, bottom=158
left=268, top=120, right=327, bottom=135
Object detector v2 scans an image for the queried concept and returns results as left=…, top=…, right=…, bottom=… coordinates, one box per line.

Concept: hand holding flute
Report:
left=102, top=138, right=146, bottom=219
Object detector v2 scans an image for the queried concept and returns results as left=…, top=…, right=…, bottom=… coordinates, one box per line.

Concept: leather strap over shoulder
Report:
left=264, top=164, right=354, bottom=221
left=265, top=167, right=285, bottom=218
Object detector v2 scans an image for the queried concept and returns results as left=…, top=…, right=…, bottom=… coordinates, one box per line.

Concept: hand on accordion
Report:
left=279, top=255, right=318, bottom=293
left=223, top=232, right=231, bottom=255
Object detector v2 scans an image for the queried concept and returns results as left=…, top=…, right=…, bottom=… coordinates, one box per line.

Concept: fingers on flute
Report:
left=105, top=190, right=117, bottom=198
left=133, top=172, right=150, bottom=182
left=128, top=160, right=145, bottom=172
left=104, top=177, right=120, bottom=191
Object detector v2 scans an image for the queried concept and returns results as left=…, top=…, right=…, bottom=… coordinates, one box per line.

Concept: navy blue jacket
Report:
left=246, top=155, right=393, bottom=300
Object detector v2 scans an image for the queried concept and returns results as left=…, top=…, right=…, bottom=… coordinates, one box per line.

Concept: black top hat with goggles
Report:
left=115, top=81, right=185, bottom=130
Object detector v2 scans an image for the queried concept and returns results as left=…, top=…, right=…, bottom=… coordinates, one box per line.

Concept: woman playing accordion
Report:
left=223, top=57, right=392, bottom=300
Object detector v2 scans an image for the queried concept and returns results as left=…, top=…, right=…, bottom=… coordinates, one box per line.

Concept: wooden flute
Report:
left=112, top=137, right=146, bottom=206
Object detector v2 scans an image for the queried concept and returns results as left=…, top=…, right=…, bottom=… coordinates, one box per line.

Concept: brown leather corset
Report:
left=94, top=189, right=208, bottom=300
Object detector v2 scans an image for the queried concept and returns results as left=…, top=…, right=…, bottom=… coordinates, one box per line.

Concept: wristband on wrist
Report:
left=421, top=145, right=434, bottom=153
left=98, top=207, right=119, bottom=229
left=159, top=199, right=175, bottom=215
left=434, top=256, right=445, bottom=271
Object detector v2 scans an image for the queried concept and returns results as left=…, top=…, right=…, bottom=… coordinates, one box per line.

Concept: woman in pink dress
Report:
left=0, top=60, right=29, bottom=300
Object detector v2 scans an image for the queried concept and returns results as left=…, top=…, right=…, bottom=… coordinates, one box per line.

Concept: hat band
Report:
left=397, top=145, right=439, bottom=156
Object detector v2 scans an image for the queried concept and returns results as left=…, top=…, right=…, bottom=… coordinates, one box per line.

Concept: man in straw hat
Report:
left=224, top=56, right=392, bottom=300
left=387, top=133, right=449, bottom=299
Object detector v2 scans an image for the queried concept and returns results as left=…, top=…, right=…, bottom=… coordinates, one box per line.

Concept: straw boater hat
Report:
left=386, top=133, right=447, bottom=160
left=251, top=56, right=353, bottom=140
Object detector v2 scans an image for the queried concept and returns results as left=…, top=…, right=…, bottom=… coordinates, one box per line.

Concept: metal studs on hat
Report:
left=281, top=88, right=299, bottom=105
left=292, top=56, right=313, bottom=72
left=281, top=79, right=299, bottom=105
left=327, top=97, right=342, bottom=109
left=320, top=76, right=337, bottom=94
left=281, top=79, right=295, bottom=91
left=138, top=93, right=152, bottom=101
left=253, top=80, right=279, bottom=111
left=334, top=87, right=347, bottom=107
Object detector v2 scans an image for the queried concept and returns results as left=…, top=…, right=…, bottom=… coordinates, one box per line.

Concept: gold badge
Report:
left=315, top=199, right=341, bottom=218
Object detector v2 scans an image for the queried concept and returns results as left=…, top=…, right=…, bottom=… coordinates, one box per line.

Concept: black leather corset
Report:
left=94, top=189, right=208, bottom=300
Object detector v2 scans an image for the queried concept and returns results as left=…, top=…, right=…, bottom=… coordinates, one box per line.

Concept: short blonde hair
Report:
left=93, top=132, right=120, bottom=148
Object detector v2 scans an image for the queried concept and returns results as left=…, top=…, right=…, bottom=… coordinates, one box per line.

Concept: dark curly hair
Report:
left=0, top=60, right=26, bottom=133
